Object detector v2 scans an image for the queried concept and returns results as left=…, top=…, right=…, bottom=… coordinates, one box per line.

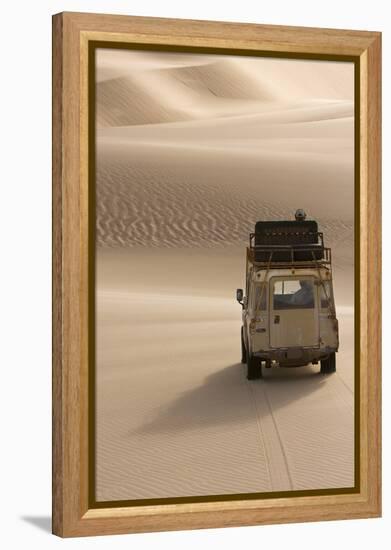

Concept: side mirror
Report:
left=236, top=288, right=244, bottom=304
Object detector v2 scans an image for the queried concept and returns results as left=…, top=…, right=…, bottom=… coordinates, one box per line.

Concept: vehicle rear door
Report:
left=269, top=276, right=319, bottom=349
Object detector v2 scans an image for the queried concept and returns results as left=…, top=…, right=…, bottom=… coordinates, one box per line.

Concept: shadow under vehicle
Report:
left=236, top=210, right=339, bottom=380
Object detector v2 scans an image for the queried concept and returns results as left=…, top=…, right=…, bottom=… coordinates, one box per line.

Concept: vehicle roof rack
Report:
left=249, top=219, right=331, bottom=267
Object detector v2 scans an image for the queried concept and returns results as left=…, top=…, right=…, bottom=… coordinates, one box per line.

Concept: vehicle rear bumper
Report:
left=253, top=346, right=337, bottom=367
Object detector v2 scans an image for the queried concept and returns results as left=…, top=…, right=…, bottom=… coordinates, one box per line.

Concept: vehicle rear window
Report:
left=273, top=279, right=315, bottom=310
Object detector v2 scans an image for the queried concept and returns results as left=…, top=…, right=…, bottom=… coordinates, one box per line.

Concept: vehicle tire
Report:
left=241, top=327, right=247, bottom=364
left=247, top=354, right=262, bottom=380
left=320, top=352, right=336, bottom=374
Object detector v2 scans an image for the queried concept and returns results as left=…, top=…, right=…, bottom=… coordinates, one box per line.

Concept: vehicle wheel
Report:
left=241, top=327, right=247, bottom=364
left=247, top=354, right=262, bottom=380
left=320, top=352, right=336, bottom=374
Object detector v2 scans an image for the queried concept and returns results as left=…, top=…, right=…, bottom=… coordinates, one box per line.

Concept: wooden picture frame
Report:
left=52, top=11, right=381, bottom=537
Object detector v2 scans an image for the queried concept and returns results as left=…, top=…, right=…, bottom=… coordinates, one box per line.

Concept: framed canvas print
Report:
left=52, top=12, right=381, bottom=537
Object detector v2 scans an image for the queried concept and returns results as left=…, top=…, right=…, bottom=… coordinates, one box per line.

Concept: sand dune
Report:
left=98, top=102, right=354, bottom=139
left=96, top=57, right=278, bottom=127
left=164, top=58, right=277, bottom=101
left=96, top=51, right=354, bottom=126
left=97, top=76, right=191, bottom=127
left=96, top=127, right=354, bottom=269
left=95, top=50, right=355, bottom=501
left=96, top=64, right=354, bottom=255
left=96, top=50, right=217, bottom=81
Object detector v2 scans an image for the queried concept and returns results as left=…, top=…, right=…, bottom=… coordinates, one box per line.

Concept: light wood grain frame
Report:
left=52, top=11, right=381, bottom=538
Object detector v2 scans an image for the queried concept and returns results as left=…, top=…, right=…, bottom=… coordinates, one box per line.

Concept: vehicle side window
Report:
left=252, top=283, right=267, bottom=311
left=273, top=279, right=315, bottom=310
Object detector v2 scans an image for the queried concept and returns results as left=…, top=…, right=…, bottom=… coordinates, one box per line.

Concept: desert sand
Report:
left=95, top=50, right=355, bottom=501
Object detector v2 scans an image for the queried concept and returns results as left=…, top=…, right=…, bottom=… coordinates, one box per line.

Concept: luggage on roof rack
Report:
left=252, top=220, right=324, bottom=262
left=254, top=220, right=318, bottom=244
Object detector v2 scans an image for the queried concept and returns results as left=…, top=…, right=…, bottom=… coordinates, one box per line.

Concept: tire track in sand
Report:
left=245, top=370, right=293, bottom=491
left=250, top=366, right=355, bottom=490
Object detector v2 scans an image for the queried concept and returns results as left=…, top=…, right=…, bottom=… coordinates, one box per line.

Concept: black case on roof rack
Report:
left=252, top=220, right=324, bottom=262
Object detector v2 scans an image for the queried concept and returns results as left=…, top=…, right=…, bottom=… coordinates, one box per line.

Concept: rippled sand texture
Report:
left=95, top=50, right=355, bottom=501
